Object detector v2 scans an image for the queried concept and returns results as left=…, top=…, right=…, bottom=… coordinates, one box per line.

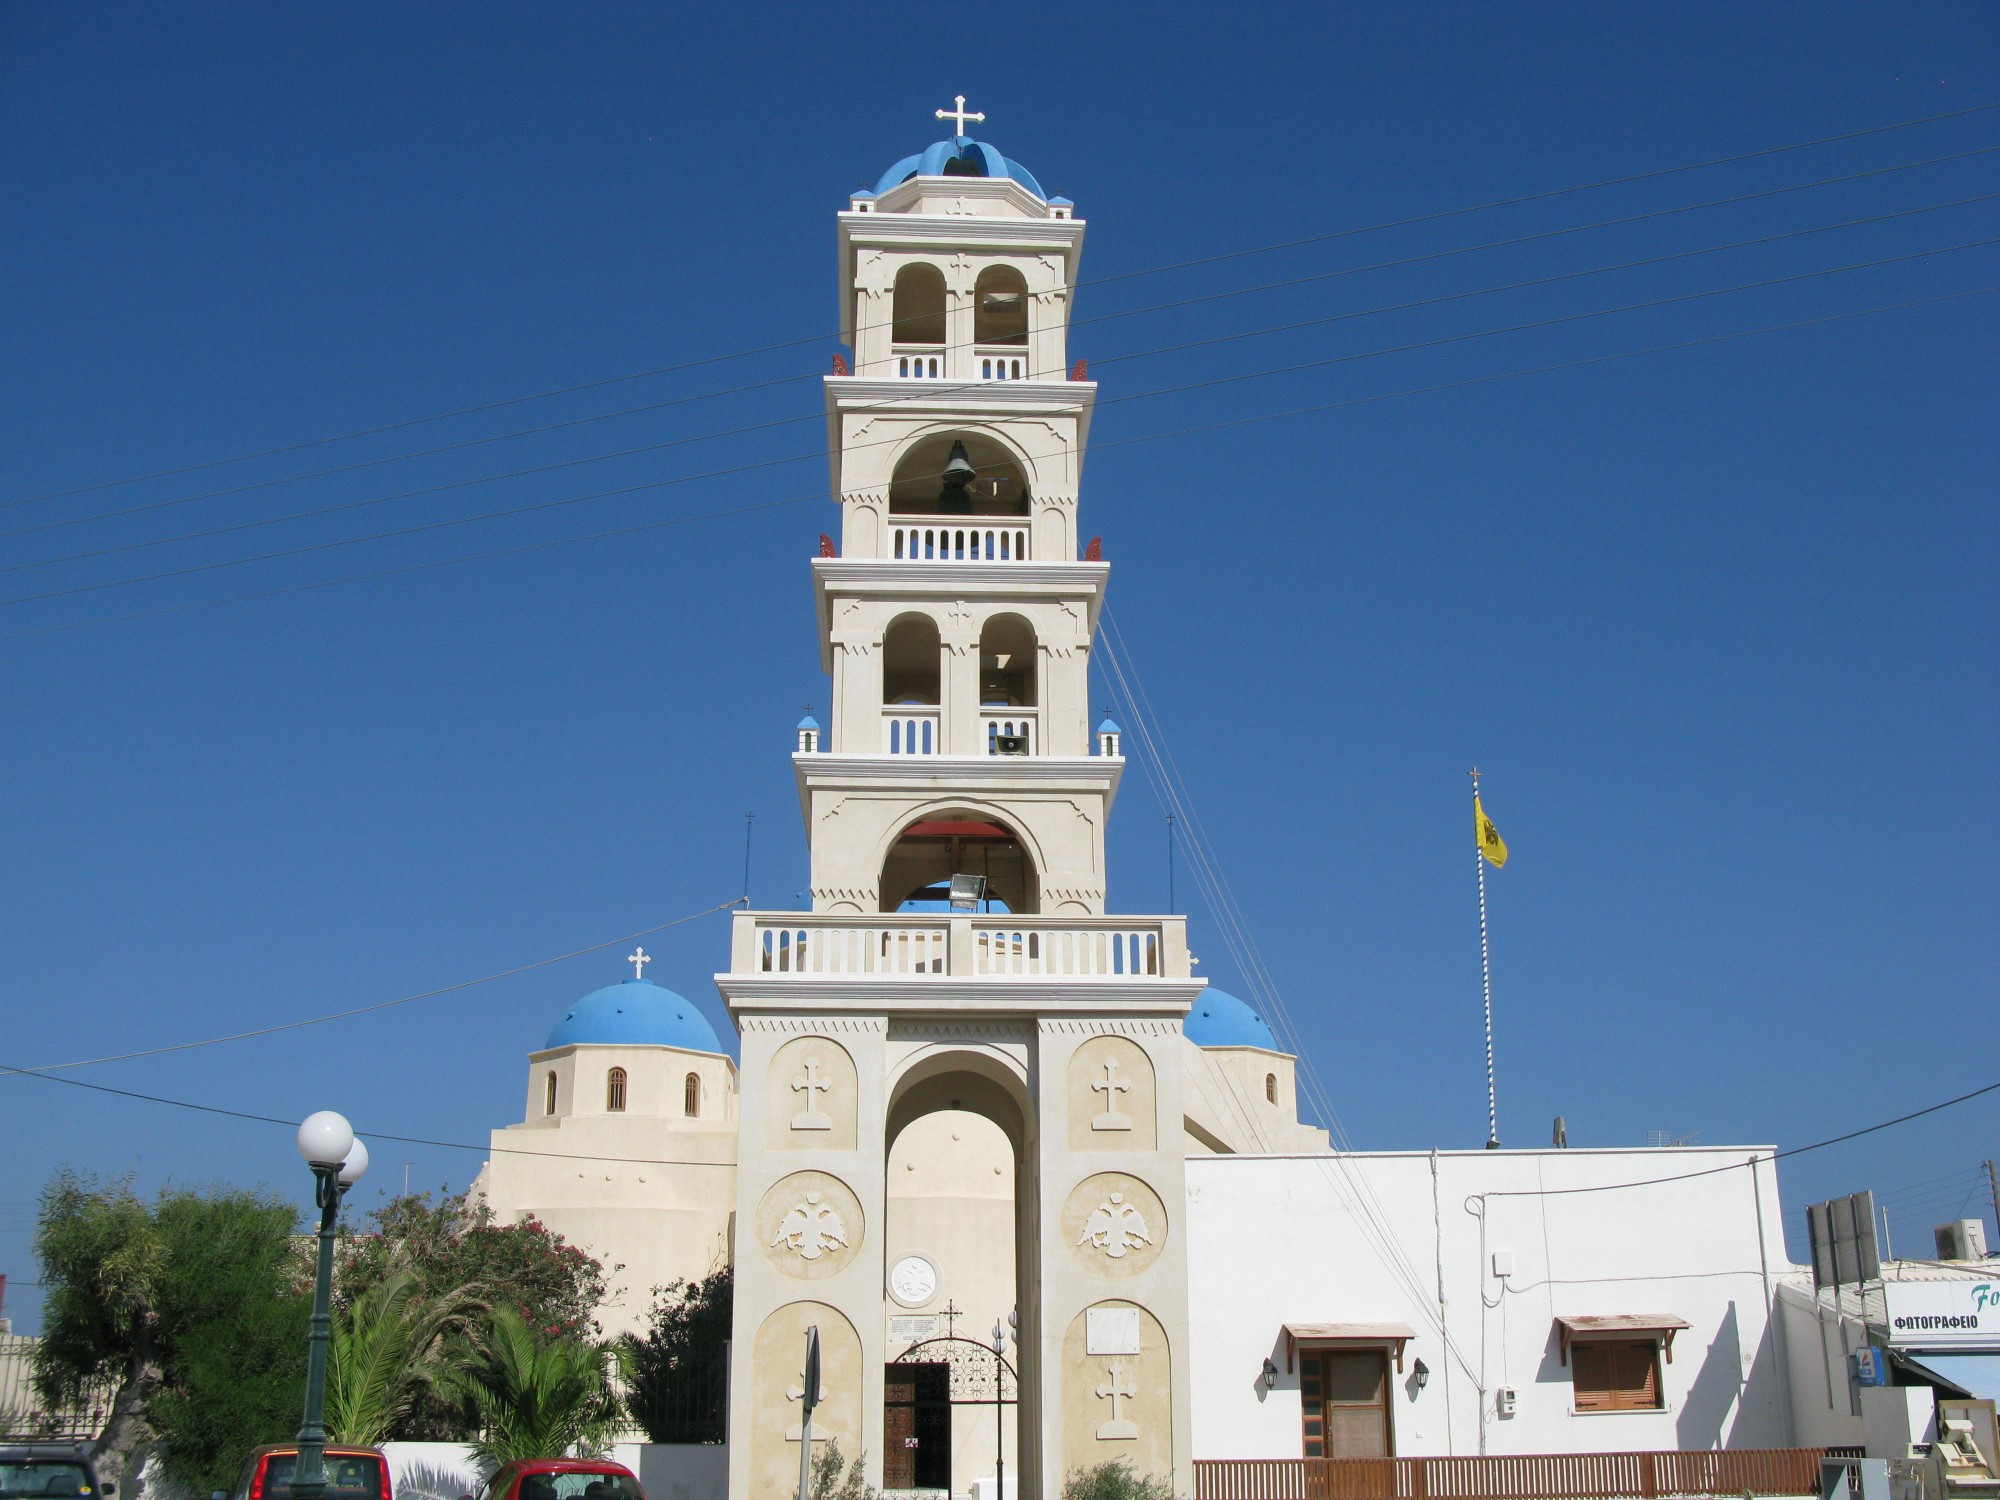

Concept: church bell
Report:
left=937, top=440, right=977, bottom=514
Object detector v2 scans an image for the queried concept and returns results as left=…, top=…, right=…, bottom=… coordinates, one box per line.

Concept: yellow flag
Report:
left=1475, top=796, right=1508, bottom=868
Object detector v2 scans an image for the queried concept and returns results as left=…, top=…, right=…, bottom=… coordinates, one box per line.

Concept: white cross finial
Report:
left=628, top=946, right=651, bottom=979
left=935, top=95, right=985, bottom=136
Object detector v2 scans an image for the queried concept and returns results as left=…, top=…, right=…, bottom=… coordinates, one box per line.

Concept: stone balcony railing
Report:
left=889, top=516, right=1030, bottom=562
left=729, top=911, right=1191, bottom=981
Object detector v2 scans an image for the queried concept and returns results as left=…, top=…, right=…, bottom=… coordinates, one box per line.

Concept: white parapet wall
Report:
left=1184, top=1145, right=1796, bottom=1459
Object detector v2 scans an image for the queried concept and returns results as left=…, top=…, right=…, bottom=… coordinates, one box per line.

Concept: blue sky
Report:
left=2, top=4, right=1995, bottom=1330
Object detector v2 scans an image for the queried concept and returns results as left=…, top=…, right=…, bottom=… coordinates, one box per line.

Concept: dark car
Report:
left=471, top=1460, right=644, bottom=1500
left=225, top=1446, right=389, bottom=1500
left=0, top=1446, right=112, bottom=1500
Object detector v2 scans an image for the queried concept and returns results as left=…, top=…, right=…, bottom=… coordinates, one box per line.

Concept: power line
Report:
left=8, top=232, right=1996, bottom=613
left=3, top=898, right=741, bottom=1077
left=15, top=142, right=1993, bottom=546
left=4, top=283, right=1990, bottom=643
left=14, top=182, right=1995, bottom=573
left=8, top=100, right=1994, bottom=512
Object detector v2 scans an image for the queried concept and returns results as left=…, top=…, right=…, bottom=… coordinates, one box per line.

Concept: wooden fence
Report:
left=1192, top=1449, right=1828, bottom=1500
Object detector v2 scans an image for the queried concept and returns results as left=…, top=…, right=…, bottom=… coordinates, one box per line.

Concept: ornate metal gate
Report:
left=886, top=1336, right=1019, bottom=1493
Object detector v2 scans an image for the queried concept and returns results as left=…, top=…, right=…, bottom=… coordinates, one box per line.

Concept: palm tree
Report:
left=445, top=1306, right=623, bottom=1465
left=326, top=1269, right=476, bottom=1446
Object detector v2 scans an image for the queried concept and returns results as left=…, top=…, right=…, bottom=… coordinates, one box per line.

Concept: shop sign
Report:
left=1883, top=1281, right=1999, bottom=1346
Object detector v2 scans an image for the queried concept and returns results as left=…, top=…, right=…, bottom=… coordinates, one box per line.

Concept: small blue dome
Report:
left=797, top=712, right=820, bottom=731
left=873, top=137, right=1048, bottom=200
left=1097, top=716, right=1122, bottom=735
left=545, top=978, right=722, bottom=1054
left=1185, top=986, right=1280, bottom=1050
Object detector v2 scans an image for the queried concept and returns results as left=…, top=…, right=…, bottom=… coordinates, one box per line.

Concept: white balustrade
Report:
left=736, top=912, right=1186, bottom=980
left=881, top=706, right=941, bottom=755
left=981, top=709, right=1037, bottom=755
left=757, top=923, right=946, bottom=975
left=891, top=519, right=1030, bottom=562
left=892, top=346, right=943, bottom=379
left=976, top=349, right=1027, bottom=381
left=973, top=924, right=1162, bottom=977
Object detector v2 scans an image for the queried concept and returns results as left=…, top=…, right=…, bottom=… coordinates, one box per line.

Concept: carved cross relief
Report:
left=1090, top=1057, right=1133, bottom=1132
left=1095, top=1365, right=1139, bottom=1440
left=791, top=1056, right=833, bottom=1130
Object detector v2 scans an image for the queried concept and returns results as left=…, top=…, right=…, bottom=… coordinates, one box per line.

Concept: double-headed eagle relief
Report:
left=772, top=1188, right=850, bottom=1260
left=1078, top=1190, right=1153, bottom=1259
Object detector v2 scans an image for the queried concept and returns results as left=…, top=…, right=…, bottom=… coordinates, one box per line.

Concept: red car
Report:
left=225, top=1447, right=389, bottom=1500
left=470, top=1462, right=644, bottom=1500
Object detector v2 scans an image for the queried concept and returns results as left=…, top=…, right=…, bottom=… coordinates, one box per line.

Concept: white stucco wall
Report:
left=1185, top=1146, right=1794, bottom=1459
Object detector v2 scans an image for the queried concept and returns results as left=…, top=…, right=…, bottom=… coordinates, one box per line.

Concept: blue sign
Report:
left=1852, top=1346, right=1889, bottom=1387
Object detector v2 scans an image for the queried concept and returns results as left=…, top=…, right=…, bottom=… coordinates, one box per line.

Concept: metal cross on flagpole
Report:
left=1471, top=768, right=1499, bottom=1149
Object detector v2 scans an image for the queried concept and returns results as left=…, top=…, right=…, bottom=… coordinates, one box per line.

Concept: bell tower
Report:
left=721, top=109, right=1197, bottom=1500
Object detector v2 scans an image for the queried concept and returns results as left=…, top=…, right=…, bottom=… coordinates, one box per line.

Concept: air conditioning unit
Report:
left=1935, top=1219, right=1989, bottom=1261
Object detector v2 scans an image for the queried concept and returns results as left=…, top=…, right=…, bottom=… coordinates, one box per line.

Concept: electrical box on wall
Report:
left=1496, top=1386, right=1517, bottom=1417
left=1492, top=1249, right=1514, bottom=1277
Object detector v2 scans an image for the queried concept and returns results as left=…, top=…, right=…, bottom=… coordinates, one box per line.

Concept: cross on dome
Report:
left=935, top=95, right=986, bottom=136
left=628, top=946, right=651, bottom=979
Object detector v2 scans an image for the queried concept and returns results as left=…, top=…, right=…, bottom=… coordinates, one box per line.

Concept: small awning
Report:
left=1894, top=1350, right=2000, bottom=1401
left=1282, top=1321, right=1419, bottom=1374
left=1556, top=1314, right=1691, bottom=1365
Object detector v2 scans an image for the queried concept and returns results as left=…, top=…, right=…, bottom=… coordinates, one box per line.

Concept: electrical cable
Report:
left=14, top=141, right=1993, bottom=545
left=8, top=233, right=1996, bottom=611
left=1, top=898, right=742, bottom=1076
left=15, top=180, right=1997, bottom=570
left=4, top=283, right=1990, bottom=642
left=7, top=99, right=1993, bottom=512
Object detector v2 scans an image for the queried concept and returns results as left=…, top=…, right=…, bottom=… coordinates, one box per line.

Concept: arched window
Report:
left=979, top=614, right=1037, bottom=707
left=544, top=1071, right=557, bottom=1116
left=684, top=1072, right=701, bottom=1118
left=1265, top=1073, right=1278, bottom=1105
left=892, top=263, right=947, bottom=346
left=974, top=266, right=1028, bottom=346
left=606, top=1067, right=627, bottom=1112
left=883, top=613, right=942, bottom=705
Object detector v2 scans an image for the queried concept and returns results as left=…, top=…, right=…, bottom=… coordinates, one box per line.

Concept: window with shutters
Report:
left=1571, top=1338, right=1663, bottom=1411
left=606, top=1067, right=627, bottom=1112
left=683, top=1071, right=701, bottom=1118
left=1297, top=1349, right=1392, bottom=1457
left=544, top=1071, right=557, bottom=1116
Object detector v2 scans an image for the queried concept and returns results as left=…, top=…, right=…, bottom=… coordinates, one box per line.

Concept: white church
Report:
left=470, top=108, right=1829, bottom=1500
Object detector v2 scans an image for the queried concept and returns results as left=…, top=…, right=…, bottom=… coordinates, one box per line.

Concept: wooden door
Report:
left=883, top=1368, right=919, bottom=1489
left=1299, top=1349, right=1392, bottom=1459
left=883, top=1363, right=952, bottom=1490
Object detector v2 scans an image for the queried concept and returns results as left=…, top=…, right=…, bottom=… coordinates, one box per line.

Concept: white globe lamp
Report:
left=337, top=1137, right=370, bottom=1188
left=296, top=1111, right=354, bottom=1169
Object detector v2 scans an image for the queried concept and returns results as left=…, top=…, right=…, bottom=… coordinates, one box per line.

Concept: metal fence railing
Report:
left=1192, top=1449, right=1828, bottom=1500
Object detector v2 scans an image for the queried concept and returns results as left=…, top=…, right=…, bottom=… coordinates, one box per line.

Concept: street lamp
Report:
left=990, top=1319, right=1006, bottom=1500
left=293, top=1111, right=367, bottom=1500
left=991, top=1309, right=1017, bottom=1500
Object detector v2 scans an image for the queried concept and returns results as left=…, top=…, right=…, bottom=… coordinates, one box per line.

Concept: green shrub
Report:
left=1062, top=1459, right=1176, bottom=1500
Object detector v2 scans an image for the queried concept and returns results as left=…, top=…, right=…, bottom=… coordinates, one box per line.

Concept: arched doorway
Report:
left=882, top=1050, right=1032, bottom=1498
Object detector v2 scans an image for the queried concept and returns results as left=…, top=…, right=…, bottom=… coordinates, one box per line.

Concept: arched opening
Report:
left=889, top=433, right=1029, bottom=518
left=884, top=1050, right=1031, bottom=1499
left=974, top=266, right=1028, bottom=346
left=1265, top=1073, right=1278, bottom=1104
left=683, top=1071, right=701, bottom=1118
left=892, top=263, right=947, bottom=346
left=881, top=812, right=1037, bottom=914
left=606, top=1067, right=627, bottom=1112
left=882, top=613, right=943, bottom=756
left=544, top=1070, right=557, bottom=1116
left=978, top=615, right=1036, bottom=706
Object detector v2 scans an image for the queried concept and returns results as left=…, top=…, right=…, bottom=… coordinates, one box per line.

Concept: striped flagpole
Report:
left=1472, top=768, right=1499, bottom=1149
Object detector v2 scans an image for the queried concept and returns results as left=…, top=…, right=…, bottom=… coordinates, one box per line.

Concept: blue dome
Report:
left=544, top=979, right=722, bottom=1054
left=1185, top=986, right=1280, bottom=1050
left=872, top=137, right=1048, bottom=200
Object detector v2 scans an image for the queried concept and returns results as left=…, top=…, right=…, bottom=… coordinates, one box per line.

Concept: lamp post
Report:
left=991, top=1309, right=1016, bottom=1500
left=293, top=1111, right=368, bottom=1500
left=990, top=1320, right=1006, bottom=1500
